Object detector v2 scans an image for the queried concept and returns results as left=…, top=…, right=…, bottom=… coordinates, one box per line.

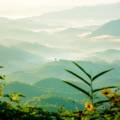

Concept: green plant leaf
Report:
left=94, top=100, right=110, bottom=106
left=92, top=68, right=113, bottom=81
left=0, top=76, right=4, bottom=80
left=4, top=94, right=10, bottom=97
left=72, top=62, right=91, bottom=79
left=65, top=69, right=91, bottom=87
left=0, top=75, right=5, bottom=80
left=63, top=81, right=91, bottom=98
left=93, top=86, right=117, bottom=93
left=0, top=66, right=3, bottom=68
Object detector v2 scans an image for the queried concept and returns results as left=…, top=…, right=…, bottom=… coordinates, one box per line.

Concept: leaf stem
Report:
left=90, top=79, right=94, bottom=105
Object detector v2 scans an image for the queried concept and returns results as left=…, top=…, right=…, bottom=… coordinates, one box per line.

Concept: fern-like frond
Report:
left=92, top=68, right=113, bottom=81
left=65, top=69, right=91, bottom=87
left=93, top=86, right=117, bottom=93
left=94, top=100, right=110, bottom=106
left=63, top=81, right=91, bottom=98
left=72, top=62, right=91, bottom=79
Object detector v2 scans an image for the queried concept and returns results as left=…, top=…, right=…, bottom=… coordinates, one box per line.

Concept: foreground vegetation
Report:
left=0, top=63, right=120, bottom=120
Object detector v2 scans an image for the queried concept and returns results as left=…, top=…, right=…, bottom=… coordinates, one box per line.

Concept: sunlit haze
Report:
left=0, top=0, right=120, bottom=18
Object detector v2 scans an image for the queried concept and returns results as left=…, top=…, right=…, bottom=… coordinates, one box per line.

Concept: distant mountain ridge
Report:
left=0, top=45, right=43, bottom=73
left=91, top=19, right=120, bottom=36
left=4, top=82, right=42, bottom=101
left=7, top=58, right=120, bottom=86
left=4, top=80, right=82, bottom=110
left=89, top=49, right=120, bottom=62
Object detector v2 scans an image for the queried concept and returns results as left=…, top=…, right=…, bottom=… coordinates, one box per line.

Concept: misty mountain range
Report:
left=0, top=3, right=120, bottom=73
left=0, top=3, right=120, bottom=109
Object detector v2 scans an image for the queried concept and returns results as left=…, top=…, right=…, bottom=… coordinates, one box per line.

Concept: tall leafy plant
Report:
left=63, top=62, right=117, bottom=105
left=0, top=66, right=5, bottom=97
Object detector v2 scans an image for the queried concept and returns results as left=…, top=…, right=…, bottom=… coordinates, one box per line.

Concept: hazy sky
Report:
left=0, top=0, right=120, bottom=18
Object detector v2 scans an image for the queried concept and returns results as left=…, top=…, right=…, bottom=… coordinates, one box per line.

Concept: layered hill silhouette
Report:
left=91, top=19, right=120, bottom=36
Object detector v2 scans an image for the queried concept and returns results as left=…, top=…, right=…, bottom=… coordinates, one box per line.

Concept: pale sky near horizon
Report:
left=0, top=0, right=120, bottom=18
